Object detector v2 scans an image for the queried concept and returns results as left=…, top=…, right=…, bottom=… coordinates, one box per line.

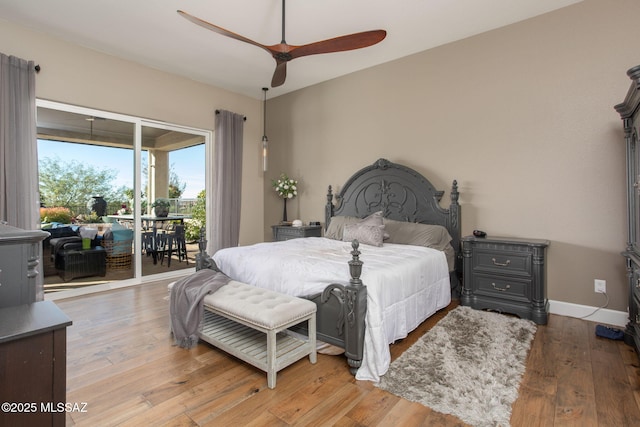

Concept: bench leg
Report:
left=309, top=314, right=317, bottom=364
left=267, top=330, right=277, bottom=389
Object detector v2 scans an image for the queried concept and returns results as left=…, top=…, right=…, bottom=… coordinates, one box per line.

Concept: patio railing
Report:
left=65, top=198, right=198, bottom=218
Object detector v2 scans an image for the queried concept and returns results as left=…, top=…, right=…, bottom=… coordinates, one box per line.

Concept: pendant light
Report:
left=261, top=87, right=269, bottom=173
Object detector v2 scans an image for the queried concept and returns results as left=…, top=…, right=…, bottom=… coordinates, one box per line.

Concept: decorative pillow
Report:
left=343, top=223, right=385, bottom=247
left=112, top=229, right=134, bottom=241
left=325, top=216, right=361, bottom=240
left=325, top=211, right=388, bottom=240
left=358, top=211, right=389, bottom=240
left=102, top=228, right=134, bottom=255
left=359, top=211, right=383, bottom=226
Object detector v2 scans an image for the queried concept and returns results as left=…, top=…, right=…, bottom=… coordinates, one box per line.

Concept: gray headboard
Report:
left=325, top=158, right=462, bottom=290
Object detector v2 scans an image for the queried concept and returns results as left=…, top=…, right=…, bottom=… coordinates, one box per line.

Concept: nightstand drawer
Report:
left=473, top=249, right=531, bottom=277
left=271, top=225, right=322, bottom=241
left=473, top=274, right=531, bottom=302
left=278, top=227, right=304, bottom=238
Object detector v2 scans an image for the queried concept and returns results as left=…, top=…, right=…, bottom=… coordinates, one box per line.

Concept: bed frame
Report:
left=315, top=158, right=461, bottom=374
left=198, top=158, right=461, bottom=375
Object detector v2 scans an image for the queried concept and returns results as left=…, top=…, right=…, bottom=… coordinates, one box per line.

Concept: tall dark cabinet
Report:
left=615, top=65, right=640, bottom=354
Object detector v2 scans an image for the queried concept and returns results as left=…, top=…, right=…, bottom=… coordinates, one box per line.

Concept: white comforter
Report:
left=212, top=237, right=451, bottom=381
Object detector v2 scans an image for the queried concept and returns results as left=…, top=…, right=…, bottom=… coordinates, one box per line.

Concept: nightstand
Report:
left=461, top=235, right=549, bottom=324
left=272, top=225, right=322, bottom=241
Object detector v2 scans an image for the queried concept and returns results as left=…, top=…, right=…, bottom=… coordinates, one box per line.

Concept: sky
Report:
left=37, top=140, right=205, bottom=199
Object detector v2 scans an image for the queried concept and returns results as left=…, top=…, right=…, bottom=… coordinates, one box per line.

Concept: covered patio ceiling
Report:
left=36, top=107, right=204, bottom=151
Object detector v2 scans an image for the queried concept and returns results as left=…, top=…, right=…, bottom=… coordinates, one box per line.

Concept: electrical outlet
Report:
left=594, top=279, right=606, bottom=294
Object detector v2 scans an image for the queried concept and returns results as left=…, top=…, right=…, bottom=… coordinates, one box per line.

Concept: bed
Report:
left=205, top=158, right=462, bottom=381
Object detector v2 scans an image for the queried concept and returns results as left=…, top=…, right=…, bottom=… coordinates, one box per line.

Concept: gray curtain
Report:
left=211, top=110, right=244, bottom=253
left=0, top=53, right=39, bottom=229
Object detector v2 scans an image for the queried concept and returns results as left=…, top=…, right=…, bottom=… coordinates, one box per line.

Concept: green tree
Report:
left=185, top=189, right=206, bottom=242
left=168, top=163, right=186, bottom=199
left=39, top=156, right=128, bottom=215
left=123, top=188, right=147, bottom=214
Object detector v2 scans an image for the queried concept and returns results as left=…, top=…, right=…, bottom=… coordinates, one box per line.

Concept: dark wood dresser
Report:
left=0, top=223, right=49, bottom=308
left=271, top=224, right=322, bottom=241
left=615, top=64, right=640, bottom=353
left=0, top=301, right=72, bottom=427
left=461, top=235, right=549, bottom=324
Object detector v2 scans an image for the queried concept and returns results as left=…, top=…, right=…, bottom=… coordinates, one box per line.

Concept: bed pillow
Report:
left=383, top=219, right=455, bottom=270
left=383, top=219, right=450, bottom=248
left=342, top=223, right=385, bottom=247
left=325, top=216, right=361, bottom=240
left=325, top=211, right=388, bottom=240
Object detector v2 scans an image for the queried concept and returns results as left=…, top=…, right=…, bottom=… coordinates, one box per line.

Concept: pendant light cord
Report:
left=262, top=87, right=268, bottom=139
left=281, top=0, right=286, bottom=44
left=262, top=87, right=269, bottom=172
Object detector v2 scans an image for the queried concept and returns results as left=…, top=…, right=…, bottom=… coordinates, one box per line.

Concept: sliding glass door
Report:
left=37, top=100, right=210, bottom=298
left=140, top=122, right=206, bottom=279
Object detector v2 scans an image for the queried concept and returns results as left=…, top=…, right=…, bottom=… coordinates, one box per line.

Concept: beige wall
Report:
left=0, top=19, right=265, bottom=248
left=266, top=0, right=640, bottom=312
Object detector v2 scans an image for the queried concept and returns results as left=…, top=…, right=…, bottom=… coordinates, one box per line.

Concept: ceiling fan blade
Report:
left=271, top=61, right=288, bottom=87
left=179, top=4, right=387, bottom=88
left=177, top=10, right=272, bottom=55
left=289, top=30, right=387, bottom=60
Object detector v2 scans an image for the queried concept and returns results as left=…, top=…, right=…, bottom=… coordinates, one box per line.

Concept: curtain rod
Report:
left=215, top=109, right=246, bottom=121
left=34, top=64, right=40, bottom=73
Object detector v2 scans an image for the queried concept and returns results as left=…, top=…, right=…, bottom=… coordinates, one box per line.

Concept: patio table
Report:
left=106, top=214, right=191, bottom=231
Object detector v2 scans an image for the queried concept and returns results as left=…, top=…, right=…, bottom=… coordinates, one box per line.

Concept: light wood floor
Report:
left=55, top=280, right=640, bottom=426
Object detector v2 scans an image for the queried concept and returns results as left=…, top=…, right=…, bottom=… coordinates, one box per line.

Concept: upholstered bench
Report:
left=170, top=280, right=317, bottom=389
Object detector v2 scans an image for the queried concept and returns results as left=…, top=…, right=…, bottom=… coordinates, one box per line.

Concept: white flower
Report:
left=272, top=173, right=299, bottom=199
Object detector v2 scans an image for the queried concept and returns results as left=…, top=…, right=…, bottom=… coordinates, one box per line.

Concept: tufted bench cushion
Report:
left=203, top=281, right=316, bottom=330
left=169, top=279, right=316, bottom=389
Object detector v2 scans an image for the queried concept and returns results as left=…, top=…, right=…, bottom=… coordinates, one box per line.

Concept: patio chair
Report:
left=170, top=225, right=188, bottom=264
left=142, top=231, right=158, bottom=264
left=155, top=225, right=188, bottom=267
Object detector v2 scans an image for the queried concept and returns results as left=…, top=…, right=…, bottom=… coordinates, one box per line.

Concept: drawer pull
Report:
left=491, top=258, right=511, bottom=267
left=491, top=283, right=511, bottom=292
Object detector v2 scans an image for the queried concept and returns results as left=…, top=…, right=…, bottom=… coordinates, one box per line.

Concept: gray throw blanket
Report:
left=170, top=268, right=231, bottom=348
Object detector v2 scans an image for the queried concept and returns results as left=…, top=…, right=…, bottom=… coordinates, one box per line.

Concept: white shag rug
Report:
left=376, top=305, right=536, bottom=427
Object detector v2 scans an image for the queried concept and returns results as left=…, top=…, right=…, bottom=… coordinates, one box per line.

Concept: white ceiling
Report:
left=0, top=0, right=582, bottom=99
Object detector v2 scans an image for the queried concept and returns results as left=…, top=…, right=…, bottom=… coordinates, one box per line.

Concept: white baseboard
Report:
left=549, top=299, right=628, bottom=327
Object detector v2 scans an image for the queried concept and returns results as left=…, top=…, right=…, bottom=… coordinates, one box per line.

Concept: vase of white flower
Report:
left=272, top=173, right=298, bottom=223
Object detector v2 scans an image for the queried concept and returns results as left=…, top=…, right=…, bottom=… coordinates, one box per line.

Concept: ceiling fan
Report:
left=177, top=1, right=387, bottom=87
